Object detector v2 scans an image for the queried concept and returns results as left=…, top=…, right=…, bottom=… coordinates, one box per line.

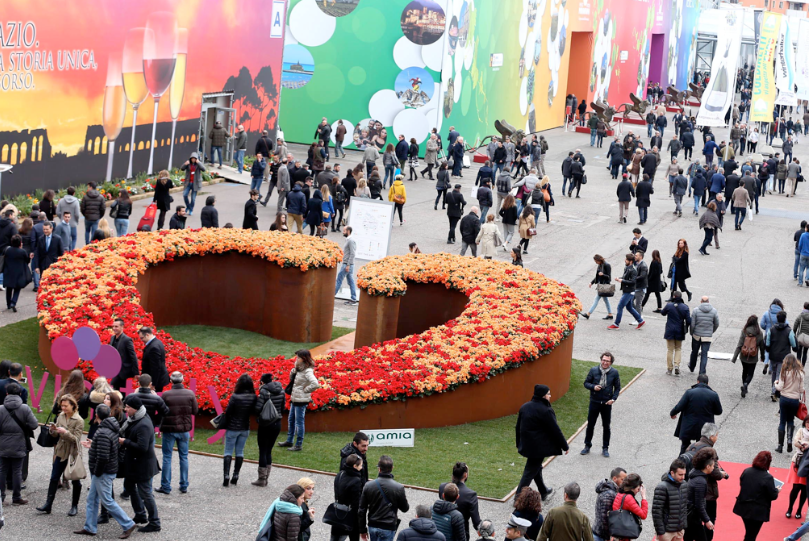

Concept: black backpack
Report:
left=335, top=188, right=347, bottom=205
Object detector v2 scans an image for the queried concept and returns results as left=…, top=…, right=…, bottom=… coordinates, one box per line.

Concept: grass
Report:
left=0, top=318, right=643, bottom=498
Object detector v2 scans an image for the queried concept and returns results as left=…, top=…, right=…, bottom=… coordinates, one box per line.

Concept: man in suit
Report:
left=110, top=318, right=139, bottom=391
left=445, top=184, right=467, bottom=244
left=581, top=352, right=621, bottom=458
left=629, top=228, right=647, bottom=255
left=438, top=462, right=481, bottom=541
left=138, top=327, right=169, bottom=392
left=35, top=221, right=64, bottom=277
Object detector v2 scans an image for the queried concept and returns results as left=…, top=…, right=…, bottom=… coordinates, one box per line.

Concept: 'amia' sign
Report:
left=362, top=428, right=415, bottom=447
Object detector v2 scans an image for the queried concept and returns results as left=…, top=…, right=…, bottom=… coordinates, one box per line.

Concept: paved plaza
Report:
left=3, top=118, right=809, bottom=539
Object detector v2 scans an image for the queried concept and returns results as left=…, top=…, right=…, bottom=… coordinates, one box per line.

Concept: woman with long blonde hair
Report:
left=776, top=354, right=805, bottom=454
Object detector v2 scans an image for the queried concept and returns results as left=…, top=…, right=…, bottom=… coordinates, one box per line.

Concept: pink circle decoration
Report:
left=50, top=336, right=79, bottom=371
left=73, top=326, right=101, bottom=361
left=92, top=345, right=123, bottom=379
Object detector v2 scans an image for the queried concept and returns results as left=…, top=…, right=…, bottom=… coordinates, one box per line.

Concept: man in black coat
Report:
left=339, top=432, right=370, bottom=486
left=635, top=175, right=654, bottom=224
left=652, top=459, right=688, bottom=540
left=629, top=228, right=648, bottom=254
left=168, top=205, right=186, bottom=230
left=137, top=327, right=169, bottom=392
left=515, top=384, right=569, bottom=500
left=133, top=375, right=169, bottom=428
left=445, top=185, right=467, bottom=244
left=670, top=374, right=723, bottom=453
left=158, top=371, right=198, bottom=495
left=120, top=395, right=161, bottom=532
left=616, top=174, right=635, bottom=224
left=358, top=455, right=410, bottom=538
left=439, top=462, right=481, bottom=541
left=109, top=318, right=139, bottom=392
left=581, top=352, right=621, bottom=457
left=724, top=172, right=741, bottom=215
left=459, top=208, right=481, bottom=257
left=35, top=222, right=64, bottom=276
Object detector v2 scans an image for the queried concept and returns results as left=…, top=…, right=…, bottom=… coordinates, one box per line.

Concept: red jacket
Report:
left=611, top=493, right=648, bottom=541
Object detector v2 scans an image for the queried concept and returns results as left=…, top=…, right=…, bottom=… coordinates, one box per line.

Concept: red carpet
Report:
left=714, top=461, right=798, bottom=540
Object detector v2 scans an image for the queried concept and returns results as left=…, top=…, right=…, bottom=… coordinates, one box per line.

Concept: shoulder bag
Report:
left=608, top=494, right=642, bottom=539
left=37, top=412, right=59, bottom=448
left=109, top=201, right=119, bottom=218
left=258, top=393, right=282, bottom=426
left=375, top=479, right=402, bottom=531
left=65, top=440, right=87, bottom=481
left=798, top=332, right=809, bottom=349
left=323, top=498, right=354, bottom=530
left=255, top=509, right=275, bottom=541
left=799, top=390, right=808, bottom=421
left=596, top=283, right=615, bottom=297
left=284, top=370, right=297, bottom=395
left=210, top=413, right=224, bottom=429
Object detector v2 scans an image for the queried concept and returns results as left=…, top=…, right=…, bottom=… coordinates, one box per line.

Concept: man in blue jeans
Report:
left=334, top=226, right=358, bottom=305
left=232, top=124, right=247, bottom=174
left=689, top=296, right=719, bottom=375
left=607, top=253, right=645, bottom=330
left=156, top=372, right=198, bottom=495
left=358, top=456, right=410, bottom=541
left=796, top=221, right=808, bottom=281
left=799, top=224, right=809, bottom=286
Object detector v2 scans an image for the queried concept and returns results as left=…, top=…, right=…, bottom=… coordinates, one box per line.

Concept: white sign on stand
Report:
left=362, top=428, right=415, bottom=447
left=346, top=198, right=395, bottom=261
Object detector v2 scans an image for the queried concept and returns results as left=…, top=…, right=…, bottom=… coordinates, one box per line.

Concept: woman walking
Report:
left=36, top=393, right=84, bottom=515
left=733, top=451, right=780, bottom=541
left=569, top=155, right=585, bottom=197
left=685, top=448, right=716, bottom=541
left=579, top=254, right=614, bottom=320
left=252, top=373, right=285, bottom=487
left=421, top=134, right=439, bottom=180
left=407, top=138, right=419, bottom=181
left=279, top=350, right=320, bottom=452
left=499, top=194, right=519, bottom=251
left=382, top=144, right=397, bottom=188
left=786, top=416, right=809, bottom=519
left=355, top=179, right=371, bottom=199
left=220, top=373, right=257, bottom=487
left=368, top=170, right=383, bottom=201
left=611, top=473, right=648, bottom=541
left=304, top=189, right=324, bottom=236
left=2, top=235, right=29, bottom=312
left=670, top=239, right=692, bottom=301
left=476, top=214, right=503, bottom=260
left=320, top=185, right=335, bottom=237
left=331, top=178, right=347, bottom=231
left=258, top=484, right=305, bottom=541
left=698, top=201, right=721, bottom=255
left=777, top=159, right=788, bottom=194
left=388, top=175, right=407, bottom=226
left=642, top=249, right=664, bottom=313
left=111, top=191, right=132, bottom=237
left=731, top=315, right=765, bottom=397
left=152, top=171, right=173, bottom=230
left=517, top=206, right=536, bottom=255
left=435, top=162, right=450, bottom=210
left=775, top=354, right=805, bottom=454
left=331, top=455, right=363, bottom=541
left=794, top=302, right=809, bottom=366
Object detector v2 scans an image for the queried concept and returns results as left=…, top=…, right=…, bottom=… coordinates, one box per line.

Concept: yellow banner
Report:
left=751, top=12, right=782, bottom=122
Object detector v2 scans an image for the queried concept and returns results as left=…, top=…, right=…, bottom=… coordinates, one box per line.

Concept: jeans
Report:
left=160, top=431, right=190, bottom=492
left=369, top=527, right=396, bottom=541
left=638, top=206, right=648, bottom=223
left=584, top=402, right=612, bottom=449
left=84, top=219, right=99, bottom=245
left=183, top=184, right=198, bottom=214
left=114, top=218, right=129, bottom=237
left=588, top=295, right=612, bottom=314
left=516, top=456, right=549, bottom=498
left=335, top=263, right=357, bottom=302
left=700, top=228, right=714, bottom=253
left=647, top=124, right=653, bottom=137
left=614, top=292, right=642, bottom=326
left=503, top=223, right=515, bottom=243
left=493, top=162, right=505, bottom=177
left=658, top=126, right=665, bottom=138
left=780, top=396, right=801, bottom=432
left=234, top=149, right=245, bottom=173
left=480, top=206, right=490, bottom=223
left=224, top=429, right=250, bottom=457
left=590, top=129, right=597, bottom=146
left=250, top=176, right=263, bottom=193
left=384, top=165, right=395, bottom=188
left=694, top=195, right=701, bottom=213
left=673, top=194, right=684, bottom=213
left=286, top=403, right=307, bottom=446
left=84, top=473, right=135, bottom=534
left=771, top=360, right=784, bottom=394
left=69, top=225, right=77, bottom=251
left=124, top=477, right=160, bottom=527
left=460, top=241, right=477, bottom=257
left=335, top=141, right=345, bottom=157
left=31, top=256, right=39, bottom=289
left=597, top=133, right=604, bottom=147
left=610, top=164, right=619, bottom=178
left=735, top=208, right=746, bottom=228
left=786, top=518, right=809, bottom=540
left=5, top=288, right=21, bottom=308
left=799, top=255, right=809, bottom=283
left=796, top=249, right=802, bottom=279
left=689, top=338, right=711, bottom=374
left=211, top=145, right=223, bottom=166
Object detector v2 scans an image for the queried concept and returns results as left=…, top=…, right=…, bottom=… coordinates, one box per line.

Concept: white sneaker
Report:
left=0, top=285, right=4, bottom=291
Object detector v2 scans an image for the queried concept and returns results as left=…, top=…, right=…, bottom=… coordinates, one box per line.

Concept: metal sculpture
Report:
left=687, top=83, right=704, bottom=104
left=617, top=93, right=650, bottom=120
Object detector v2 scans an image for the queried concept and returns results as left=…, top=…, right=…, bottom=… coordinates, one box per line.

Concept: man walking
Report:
left=689, top=297, right=719, bottom=375
left=109, top=318, right=139, bottom=391
left=607, top=254, right=645, bottom=330
left=581, top=352, right=621, bottom=457
left=685, top=423, right=728, bottom=541
left=120, top=395, right=161, bottom=533
left=445, top=185, right=466, bottom=244
left=315, top=118, right=332, bottom=159
left=232, top=124, right=247, bottom=174
left=629, top=228, right=648, bottom=255
left=431, top=483, right=466, bottom=541
left=459, top=207, right=481, bottom=257
left=515, top=384, right=569, bottom=499
left=255, top=129, right=274, bottom=158
left=732, top=182, right=751, bottom=230
left=670, top=374, right=723, bottom=453
left=334, top=120, right=347, bottom=158
left=157, top=372, right=197, bottom=495
left=616, top=174, right=635, bottom=224
left=138, top=327, right=169, bottom=393
left=662, top=291, right=691, bottom=376
left=55, top=187, right=80, bottom=251
left=672, top=168, right=688, bottom=217
left=335, top=226, right=358, bottom=306
left=358, top=455, right=409, bottom=541
left=633, top=250, right=648, bottom=317
left=439, top=462, right=481, bottom=541
left=591, top=468, right=627, bottom=541
left=538, top=483, right=593, bottom=541
left=652, top=459, right=688, bottom=541
left=74, top=404, right=137, bottom=538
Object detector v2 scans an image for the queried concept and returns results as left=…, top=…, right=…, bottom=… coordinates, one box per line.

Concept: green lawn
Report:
left=0, top=318, right=643, bottom=498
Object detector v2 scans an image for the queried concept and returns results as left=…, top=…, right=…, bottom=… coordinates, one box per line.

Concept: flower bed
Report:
left=37, top=233, right=580, bottom=412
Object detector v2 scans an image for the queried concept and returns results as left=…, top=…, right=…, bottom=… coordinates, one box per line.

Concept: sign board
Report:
left=362, top=428, right=415, bottom=447
left=347, top=198, right=394, bottom=261
left=490, top=53, right=503, bottom=68
left=271, top=0, right=285, bottom=38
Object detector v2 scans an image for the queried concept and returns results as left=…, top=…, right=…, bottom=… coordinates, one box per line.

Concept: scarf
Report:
left=119, top=405, right=146, bottom=436
left=259, top=497, right=303, bottom=532
left=599, top=367, right=610, bottom=388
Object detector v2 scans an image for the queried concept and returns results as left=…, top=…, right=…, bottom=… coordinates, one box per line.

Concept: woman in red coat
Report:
left=611, top=473, right=648, bottom=541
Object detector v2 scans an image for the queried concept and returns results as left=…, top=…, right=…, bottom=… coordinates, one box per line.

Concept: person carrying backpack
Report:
left=731, top=315, right=766, bottom=398
left=252, top=374, right=285, bottom=487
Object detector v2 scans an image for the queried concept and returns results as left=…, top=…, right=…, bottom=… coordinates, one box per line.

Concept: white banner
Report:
left=346, top=198, right=394, bottom=261
left=775, top=16, right=798, bottom=106
left=362, top=428, right=415, bottom=447
left=698, top=8, right=745, bottom=126
left=795, top=19, right=809, bottom=100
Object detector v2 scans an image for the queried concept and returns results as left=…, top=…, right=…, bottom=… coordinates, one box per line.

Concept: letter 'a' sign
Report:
left=363, top=428, right=415, bottom=447
left=271, top=0, right=285, bottom=38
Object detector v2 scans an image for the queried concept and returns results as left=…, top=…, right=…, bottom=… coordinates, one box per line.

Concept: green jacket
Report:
left=538, top=501, right=593, bottom=541
left=588, top=115, right=599, bottom=129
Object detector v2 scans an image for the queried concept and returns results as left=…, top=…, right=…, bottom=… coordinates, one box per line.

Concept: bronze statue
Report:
left=687, top=82, right=704, bottom=104
left=617, top=93, right=650, bottom=121
left=590, top=99, right=618, bottom=128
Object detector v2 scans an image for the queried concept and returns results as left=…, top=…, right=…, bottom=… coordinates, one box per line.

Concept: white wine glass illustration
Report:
left=143, top=11, right=178, bottom=175
left=167, top=28, right=187, bottom=171
left=122, top=28, right=149, bottom=179
left=102, top=54, right=127, bottom=183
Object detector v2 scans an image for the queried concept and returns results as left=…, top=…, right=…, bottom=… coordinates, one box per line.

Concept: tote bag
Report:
left=608, top=494, right=642, bottom=539
left=65, top=443, right=87, bottom=481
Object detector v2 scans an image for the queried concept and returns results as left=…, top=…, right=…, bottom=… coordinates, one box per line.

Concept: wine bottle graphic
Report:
left=705, top=40, right=731, bottom=113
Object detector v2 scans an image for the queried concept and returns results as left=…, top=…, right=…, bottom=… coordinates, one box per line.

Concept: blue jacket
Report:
left=761, top=303, right=783, bottom=332
left=661, top=298, right=691, bottom=341
left=800, top=232, right=809, bottom=257
left=703, top=140, right=718, bottom=156
left=251, top=158, right=266, bottom=178
left=690, top=171, right=707, bottom=194
left=286, top=185, right=308, bottom=216
left=709, top=173, right=725, bottom=194
left=583, top=366, right=621, bottom=403
left=396, top=140, right=409, bottom=161
left=321, top=196, right=334, bottom=223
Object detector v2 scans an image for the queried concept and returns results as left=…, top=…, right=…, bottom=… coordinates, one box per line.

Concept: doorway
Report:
left=566, top=32, right=593, bottom=107
left=648, top=34, right=666, bottom=87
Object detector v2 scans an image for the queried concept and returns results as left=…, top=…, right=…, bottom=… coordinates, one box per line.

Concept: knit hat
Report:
left=125, top=394, right=143, bottom=410
left=533, top=384, right=550, bottom=399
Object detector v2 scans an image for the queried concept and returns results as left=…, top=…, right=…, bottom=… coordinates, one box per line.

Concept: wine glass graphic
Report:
left=167, top=28, right=188, bottom=171
left=144, top=12, right=178, bottom=175
left=102, top=54, right=127, bottom=183
left=122, top=28, right=149, bottom=179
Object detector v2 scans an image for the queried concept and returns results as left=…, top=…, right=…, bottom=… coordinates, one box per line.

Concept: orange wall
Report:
left=566, top=32, right=593, bottom=108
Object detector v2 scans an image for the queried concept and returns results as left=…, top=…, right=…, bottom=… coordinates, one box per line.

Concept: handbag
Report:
left=660, top=280, right=667, bottom=292
left=0, top=246, right=7, bottom=273
left=258, top=393, right=282, bottom=426
left=581, top=174, right=588, bottom=185
left=65, top=442, right=87, bottom=481
left=798, top=333, right=809, bottom=349
left=23, top=262, right=33, bottom=287
left=527, top=227, right=537, bottom=236
left=596, top=283, right=616, bottom=297
left=37, top=413, right=59, bottom=448
left=608, top=494, right=642, bottom=539
left=210, top=413, right=224, bottom=429
left=322, top=502, right=354, bottom=530
left=284, top=370, right=297, bottom=395
left=110, top=201, right=119, bottom=218
left=799, top=390, right=808, bottom=421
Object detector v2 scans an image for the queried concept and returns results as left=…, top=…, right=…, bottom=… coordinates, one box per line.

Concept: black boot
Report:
left=223, top=455, right=232, bottom=487
left=36, top=478, right=58, bottom=514
left=788, top=424, right=795, bottom=453
left=68, top=482, right=81, bottom=516
left=777, top=429, right=786, bottom=453
left=98, top=505, right=110, bottom=524
left=231, top=457, right=244, bottom=486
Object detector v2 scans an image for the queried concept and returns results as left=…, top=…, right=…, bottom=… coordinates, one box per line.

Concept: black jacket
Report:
left=243, top=199, right=258, bottom=230
left=445, top=191, right=466, bottom=218
left=647, top=259, right=663, bottom=292
left=152, top=180, right=173, bottom=212
left=516, top=393, right=568, bottom=459
left=680, top=131, right=695, bottom=148
left=687, top=469, right=711, bottom=523
left=635, top=180, right=654, bottom=208
left=255, top=381, right=285, bottom=425
left=333, top=466, right=364, bottom=536
left=89, top=416, right=120, bottom=476
left=768, top=322, right=793, bottom=364
left=570, top=161, right=584, bottom=180
left=732, top=466, right=779, bottom=522
left=141, top=338, right=169, bottom=391
left=618, top=263, right=637, bottom=293
left=120, top=412, right=159, bottom=482
left=397, top=518, right=446, bottom=541
left=724, top=174, right=741, bottom=201
left=160, top=383, right=198, bottom=433
left=358, top=473, right=409, bottom=533
left=134, top=387, right=170, bottom=428
left=630, top=236, right=648, bottom=254
left=340, top=442, right=369, bottom=486
left=110, top=333, right=139, bottom=380
left=200, top=203, right=219, bottom=228
left=221, top=391, right=256, bottom=431
left=169, top=213, right=186, bottom=230
left=590, top=262, right=611, bottom=285
left=561, top=156, right=573, bottom=177
left=438, top=481, right=480, bottom=540
left=476, top=187, right=492, bottom=208
left=616, top=180, right=635, bottom=202
left=36, top=234, right=64, bottom=272
left=584, top=366, right=620, bottom=403
left=432, top=500, right=465, bottom=541
left=113, top=201, right=132, bottom=220
left=652, top=472, right=688, bottom=535
left=459, top=214, right=481, bottom=243
left=634, top=260, right=648, bottom=290
left=670, top=383, right=723, bottom=441
left=641, top=153, right=658, bottom=176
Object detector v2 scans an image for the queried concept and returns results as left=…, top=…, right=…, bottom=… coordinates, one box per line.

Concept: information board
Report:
left=346, top=199, right=394, bottom=261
